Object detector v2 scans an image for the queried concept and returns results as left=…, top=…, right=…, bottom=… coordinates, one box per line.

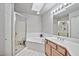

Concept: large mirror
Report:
left=53, top=3, right=79, bottom=39
left=53, top=14, right=70, bottom=37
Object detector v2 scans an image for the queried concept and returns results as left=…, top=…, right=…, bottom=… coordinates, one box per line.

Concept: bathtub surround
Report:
left=19, top=13, right=42, bottom=43
left=27, top=33, right=44, bottom=44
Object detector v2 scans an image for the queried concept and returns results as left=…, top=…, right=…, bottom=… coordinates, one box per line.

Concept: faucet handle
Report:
left=57, top=37, right=60, bottom=40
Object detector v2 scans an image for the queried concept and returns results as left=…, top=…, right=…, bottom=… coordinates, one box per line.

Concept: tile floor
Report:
left=16, top=47, right=45, bottom=56
left=16, top=41, right=45, bottom=56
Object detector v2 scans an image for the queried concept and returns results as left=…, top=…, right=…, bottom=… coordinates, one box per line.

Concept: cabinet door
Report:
left=53, top=49, right=63, bottom=56
left=45, top=44, right=51, bottom=56
left=57, top=45, right=66, bottom=55
left=67, top=52, right=71, bottom=56
left=48, top=41, right=56, bottom=49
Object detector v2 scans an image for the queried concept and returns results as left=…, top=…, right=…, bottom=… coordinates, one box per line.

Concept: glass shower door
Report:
left=15, top=14, right=26, bottom=54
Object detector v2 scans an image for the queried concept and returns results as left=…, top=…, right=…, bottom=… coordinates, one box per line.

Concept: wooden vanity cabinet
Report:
left=45, top=39, right=70, bottom=56
left=48, top=41, right=56, bottom=49
left=45, top=39, right=51, bottom=56
left=45, top=44, right=51, bottom=56
left=53, top=49, right=63, bottom=56
left=67, top=51, right=71, bottom=56
left=57, top=45, right=67, bottom=55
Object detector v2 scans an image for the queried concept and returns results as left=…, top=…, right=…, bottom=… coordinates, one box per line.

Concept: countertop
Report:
left=45, top=36, right=79, bottom=56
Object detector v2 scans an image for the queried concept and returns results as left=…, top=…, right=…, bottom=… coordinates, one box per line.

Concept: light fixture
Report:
left=50, top=9, right=55, bottom=14
left=37, top=11, right=40, bottom=14
left=54, top=8, right=66, bottom=15
left=51, top=3, right=70, bottom=15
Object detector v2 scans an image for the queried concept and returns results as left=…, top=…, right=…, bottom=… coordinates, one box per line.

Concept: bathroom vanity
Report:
left=44, top=36, right=79, bottom=56
left=45, top=38, right=70, bottom=56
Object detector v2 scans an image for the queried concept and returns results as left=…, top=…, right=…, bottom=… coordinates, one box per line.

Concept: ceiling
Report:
left=14, top=3, right=79, bottom=17
left=14, top=3, right=59, bottom=15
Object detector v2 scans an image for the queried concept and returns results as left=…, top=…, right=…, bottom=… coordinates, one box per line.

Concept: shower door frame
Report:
left=13, top=12, right=27, bottom=55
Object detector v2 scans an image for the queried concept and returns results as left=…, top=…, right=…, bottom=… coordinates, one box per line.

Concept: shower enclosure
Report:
left=14, top=12, right=27, bottom=54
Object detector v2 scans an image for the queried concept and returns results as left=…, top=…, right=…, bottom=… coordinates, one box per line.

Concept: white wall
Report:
left=0, top=3, right=5, bottom=56
left=21, top=13, right=42, bottom=33
left=53, top=18, right=58, bottom=35
left=4, top=3, right=14, bottom=56
left=69, top=10, right=79, bottom=39
left=0, top=3, right=14, bottom=56
left=41, top=11, right=53, bottom=36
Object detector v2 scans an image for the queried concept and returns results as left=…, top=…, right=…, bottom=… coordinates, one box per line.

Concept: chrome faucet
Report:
left=57, top=37, right=64, bottom=41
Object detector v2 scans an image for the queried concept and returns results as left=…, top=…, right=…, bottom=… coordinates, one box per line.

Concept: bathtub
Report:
left=26, top=33, right=44, bottom=44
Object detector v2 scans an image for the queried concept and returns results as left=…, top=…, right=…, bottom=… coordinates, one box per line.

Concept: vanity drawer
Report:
left=57, top=45, right=66, bottom=55
left=48, top=41, right=56, bottom=49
